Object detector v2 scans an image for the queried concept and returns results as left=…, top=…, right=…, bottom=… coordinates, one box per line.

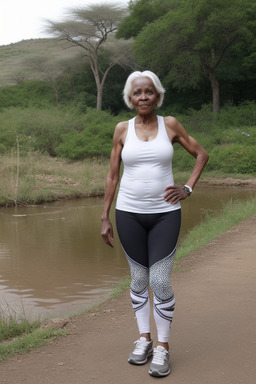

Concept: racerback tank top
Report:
left=116, top=115, right=181, bottom=213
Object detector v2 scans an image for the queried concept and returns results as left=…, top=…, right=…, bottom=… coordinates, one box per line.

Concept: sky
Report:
left=0, top=0, right=129, bottom=46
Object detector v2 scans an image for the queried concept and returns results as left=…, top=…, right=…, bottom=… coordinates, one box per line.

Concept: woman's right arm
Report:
left=101, top=122, right=126, bottom=247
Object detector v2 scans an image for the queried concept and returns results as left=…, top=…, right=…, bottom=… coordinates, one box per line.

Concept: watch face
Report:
left=184, top=185, right=192, bottom=195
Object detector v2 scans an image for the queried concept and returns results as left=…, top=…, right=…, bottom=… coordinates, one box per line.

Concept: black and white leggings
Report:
left=116, top=209, right=181, bottom=343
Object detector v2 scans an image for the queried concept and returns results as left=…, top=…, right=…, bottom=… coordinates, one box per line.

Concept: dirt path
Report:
left=1, top=215, right=256, bottom=384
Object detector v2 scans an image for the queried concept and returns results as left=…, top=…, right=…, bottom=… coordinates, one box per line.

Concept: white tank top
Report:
left=116, top=115, right=181, bottom=213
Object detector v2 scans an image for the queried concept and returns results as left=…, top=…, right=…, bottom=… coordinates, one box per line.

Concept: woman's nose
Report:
left=140, top=92, right=148, bottom=100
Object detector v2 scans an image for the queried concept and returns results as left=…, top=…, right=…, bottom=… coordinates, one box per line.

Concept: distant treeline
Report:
left=0, top=62, right=255, bottom=116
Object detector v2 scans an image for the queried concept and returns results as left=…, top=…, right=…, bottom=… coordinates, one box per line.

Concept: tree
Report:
left=116, top=0, right=170, bottom=39
left=25, top=55, right=73, bottom=105
left=46, top=3, right=135, bottom=110
left=119, top=0, right=256, bottom=113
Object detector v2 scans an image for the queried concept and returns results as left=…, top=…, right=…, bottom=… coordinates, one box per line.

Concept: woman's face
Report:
left=130, top=77, right=159, bottom=115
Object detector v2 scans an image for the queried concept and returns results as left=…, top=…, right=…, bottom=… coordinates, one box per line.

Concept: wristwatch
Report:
left=183, top=184, right=193, bottom=196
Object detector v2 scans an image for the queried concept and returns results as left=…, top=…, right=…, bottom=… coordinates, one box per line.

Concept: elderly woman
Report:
left=101, top=70, right=209, bottom=377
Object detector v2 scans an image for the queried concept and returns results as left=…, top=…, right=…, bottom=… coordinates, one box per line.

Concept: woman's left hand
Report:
left=164, top=185, right=188, bottom=205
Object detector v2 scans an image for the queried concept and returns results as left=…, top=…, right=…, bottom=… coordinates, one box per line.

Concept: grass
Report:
left=0, top=38, right=78, bottom=86
left=109, top=276, right=131, bottom=299
left=175, top=197, right=256, bottom=264
left=0, top=328, right=65, bottom=361
left=0, top=304, right=65, bottom=361
left=0, top=153, right=110, bottom=206
left=2, top=151, right=255, bottom=207
left=0, top=304, right=40, bottom=341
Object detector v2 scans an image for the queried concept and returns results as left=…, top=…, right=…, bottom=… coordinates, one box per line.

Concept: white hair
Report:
left=123, top=70, right=165, bottom=109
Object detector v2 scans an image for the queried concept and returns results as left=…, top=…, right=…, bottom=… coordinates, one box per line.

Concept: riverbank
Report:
left=1, top=195, right=256, bottom=361
left=1, top=214, right=256, bottom=383
left=0, top=153, right=256, bottom=207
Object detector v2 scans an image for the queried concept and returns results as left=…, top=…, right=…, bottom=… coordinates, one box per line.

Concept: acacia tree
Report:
left=46, top=3, right=135, bottom=110
left=119, top=0, right=256, bottom=113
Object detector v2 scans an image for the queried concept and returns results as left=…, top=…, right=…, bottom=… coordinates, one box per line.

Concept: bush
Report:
left=0, top=103, right=255, bottom=173
left=56, top=108, right=119, bottom=159
left=0, top=81, right=55, bottom=109
left=0, top=106, right=84, bottom=156
left=208, top=144, right=256, bottom=173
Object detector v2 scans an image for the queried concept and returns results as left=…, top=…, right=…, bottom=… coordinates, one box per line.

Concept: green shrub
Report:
left=0, top=103, right=255, bottom=173
left=0, top=106, right=84, bottom=156
left=218, top=101, right=256, bottom=128
left=0, top=81, right=54, bottom=109
left=56, top=108, right=119, bottom=159
left=208, top=144, right=256, bottom=173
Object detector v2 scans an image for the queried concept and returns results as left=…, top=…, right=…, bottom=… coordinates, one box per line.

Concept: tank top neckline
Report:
left=131, top=115, right=162, bottom=143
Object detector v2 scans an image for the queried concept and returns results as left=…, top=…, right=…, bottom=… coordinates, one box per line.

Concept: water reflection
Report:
left=0, top=186, right=255, bottom=319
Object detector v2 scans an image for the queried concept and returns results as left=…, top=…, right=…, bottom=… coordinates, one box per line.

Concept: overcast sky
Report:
left=0, top=0, right=128, bottom=46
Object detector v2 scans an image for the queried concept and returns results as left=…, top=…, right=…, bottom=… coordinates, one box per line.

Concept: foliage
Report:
left=0, top=102, right=255, bottom=174
left=116, top=0, right=169, bottom=39
left=118, top=0, right=256, bottom=112
left=46, top=3, right=135, bottom=110
left=0, top=106, right=84, bottom=156
left=207, top=143, right=256, bottom=173
left=171, top=102, right=256, bottom=174
left=0, top=81, right=55, bottom=109
left=55, top=108, right=120, bottom=159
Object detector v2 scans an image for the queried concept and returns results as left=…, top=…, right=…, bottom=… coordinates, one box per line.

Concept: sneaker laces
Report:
left=133, top=337, right=150, bottom=355
left=152, top=347, right=169, bottom=365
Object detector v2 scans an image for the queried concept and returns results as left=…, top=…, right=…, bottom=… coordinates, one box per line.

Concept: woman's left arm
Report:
left=164, top=116, right=209, bottom=205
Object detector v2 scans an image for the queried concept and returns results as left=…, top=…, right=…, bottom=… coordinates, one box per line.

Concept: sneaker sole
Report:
left=148, top=368, right=171, bottom=377
left=128, top=350, right=153, bottom=365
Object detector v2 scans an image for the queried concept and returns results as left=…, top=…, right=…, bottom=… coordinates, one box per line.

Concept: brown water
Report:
left=0, top=186, right=255, bottom=319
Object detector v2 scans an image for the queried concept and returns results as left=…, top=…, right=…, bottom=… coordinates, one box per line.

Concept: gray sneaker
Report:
left=128, top=337, right=153, bottom=365
left=148, top=346, right=170, bottom=377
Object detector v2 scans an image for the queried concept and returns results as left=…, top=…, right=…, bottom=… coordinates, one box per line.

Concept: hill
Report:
left=0, top=38, right=80, bottom=86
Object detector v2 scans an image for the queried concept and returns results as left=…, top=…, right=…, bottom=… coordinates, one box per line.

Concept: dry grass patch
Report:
left=0, top=153, right=109, bottom=206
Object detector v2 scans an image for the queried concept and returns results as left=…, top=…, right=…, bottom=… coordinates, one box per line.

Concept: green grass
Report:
left=0, top=305, right=39, bottom=341
left=175, top=197, right=256, bottom=264
left=109, top=276, right=131, bottom=299
left=0, top=328, right=65, bottom=361
left=0, top=305, right=65, bottom=361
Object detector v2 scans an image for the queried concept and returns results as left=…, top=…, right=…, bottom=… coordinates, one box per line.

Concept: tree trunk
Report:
left=96, top=86, right=103, bottom=110
left=209, top=69, right=220, bottom=114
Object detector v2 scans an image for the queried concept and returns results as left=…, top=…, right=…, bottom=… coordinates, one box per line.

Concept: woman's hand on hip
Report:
left=164, top=185, right=188, bottom=205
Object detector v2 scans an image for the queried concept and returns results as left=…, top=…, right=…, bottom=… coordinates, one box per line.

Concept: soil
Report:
left=1, top=214, right=256, bottom=384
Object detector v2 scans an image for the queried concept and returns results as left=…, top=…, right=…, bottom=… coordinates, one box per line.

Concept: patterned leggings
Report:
left=115, top=209, right=181, bottom=343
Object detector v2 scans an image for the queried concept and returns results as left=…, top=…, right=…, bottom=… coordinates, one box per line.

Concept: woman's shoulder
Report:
left=116, top=119, right=129, bottom=130
left=163, top=115, right=179, bottom=127
left=113, top=120, right=129, bottom=144
left=162, top=115, right=186, bottom=142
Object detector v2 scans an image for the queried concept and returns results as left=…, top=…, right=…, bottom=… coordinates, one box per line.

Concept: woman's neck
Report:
left=135, top=113, right=157, bottom=126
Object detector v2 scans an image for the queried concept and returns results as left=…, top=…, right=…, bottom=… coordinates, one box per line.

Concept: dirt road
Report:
left=1, top=215, right=256, bottom=384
